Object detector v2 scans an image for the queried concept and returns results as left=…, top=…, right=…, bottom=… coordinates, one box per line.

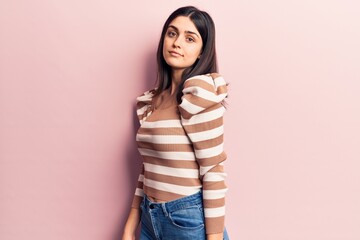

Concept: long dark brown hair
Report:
left=154, top=6, right=218, bottom=104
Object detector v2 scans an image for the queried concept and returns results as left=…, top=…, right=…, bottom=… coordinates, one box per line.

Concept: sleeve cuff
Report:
left=205, top=216, right=225, bottom=234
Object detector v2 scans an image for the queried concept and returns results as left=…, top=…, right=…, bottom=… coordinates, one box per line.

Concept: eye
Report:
left=167, top=31, right=177, bottom=37
left=186, top=37, right=195, bottom=42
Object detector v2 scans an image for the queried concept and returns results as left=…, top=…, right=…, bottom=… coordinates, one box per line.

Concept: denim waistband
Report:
left=143, top=190, right=203, bottom=213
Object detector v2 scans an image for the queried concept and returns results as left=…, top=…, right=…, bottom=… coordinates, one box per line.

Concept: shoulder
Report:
left=136, top=88, right=156, bottom=107
left=135, top=88, right=156, bottom=122
left=183, top=73, right=227, bottom=91
left=179, top=73, right=228, bottom=119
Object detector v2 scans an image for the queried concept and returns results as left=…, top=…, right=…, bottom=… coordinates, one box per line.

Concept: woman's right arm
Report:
left=123, top=161, right=144, bottom=239
left=123, top=91, right=151, bottom=240
left=122, top=207, right=141, bottom=240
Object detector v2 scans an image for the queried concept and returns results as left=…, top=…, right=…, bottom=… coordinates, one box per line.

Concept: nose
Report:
left=173, top=36, right=183, bottom=48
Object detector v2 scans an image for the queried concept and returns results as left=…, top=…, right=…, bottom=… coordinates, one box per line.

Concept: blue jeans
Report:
left=139, top=191, right=230, bottom=240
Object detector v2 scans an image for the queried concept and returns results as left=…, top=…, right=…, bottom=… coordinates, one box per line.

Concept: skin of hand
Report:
left=207, top=233, right=224, bottom=240
left=122, top=208, right=140, bottom=240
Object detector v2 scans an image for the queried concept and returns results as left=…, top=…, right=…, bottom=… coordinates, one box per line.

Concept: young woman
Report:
left=122, top=6, right=230, bottom=240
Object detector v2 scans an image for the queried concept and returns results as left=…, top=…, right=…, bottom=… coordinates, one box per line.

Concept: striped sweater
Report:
left=131, top=73, right=228, bottom=234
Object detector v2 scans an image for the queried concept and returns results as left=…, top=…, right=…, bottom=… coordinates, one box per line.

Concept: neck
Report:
left=170, top=69, right=184, bottom=95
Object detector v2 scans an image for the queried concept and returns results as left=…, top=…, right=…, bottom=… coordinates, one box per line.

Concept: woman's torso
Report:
left=136, top=90, right=202, bottom=203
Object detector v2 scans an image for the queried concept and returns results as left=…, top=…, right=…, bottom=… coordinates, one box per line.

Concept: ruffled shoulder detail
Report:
left=136, top=88, right=156, bottom=122
left=178, top=73, right=228, bottom=120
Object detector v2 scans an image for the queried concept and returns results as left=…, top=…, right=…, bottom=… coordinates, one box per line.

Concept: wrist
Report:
left=123, top=226, right=136, bottom=235
left=207, top=232, right=223, bottom=240
left=123, top=208, right=141, bottom=235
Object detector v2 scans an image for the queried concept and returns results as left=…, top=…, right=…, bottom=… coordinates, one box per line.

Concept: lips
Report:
left=169, top=51, right=183, bottom=57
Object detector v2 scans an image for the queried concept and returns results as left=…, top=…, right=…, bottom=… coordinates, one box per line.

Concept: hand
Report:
left=122, top=232, right=136, bottom=240
left=122, top=208, right=140, bottom=240
left=207, top=232, right=224, bottom=240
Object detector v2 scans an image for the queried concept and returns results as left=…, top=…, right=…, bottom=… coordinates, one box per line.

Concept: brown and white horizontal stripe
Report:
left=178, top=75, right=228, bottom=234
left=131, top=74, right=228, bottom=234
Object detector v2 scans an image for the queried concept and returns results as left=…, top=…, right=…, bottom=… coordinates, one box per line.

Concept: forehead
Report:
left=168, top=16, right=200, bottom=34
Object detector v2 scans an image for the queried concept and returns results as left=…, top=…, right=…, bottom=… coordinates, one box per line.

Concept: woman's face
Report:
left=162, top=16, right=203, bottom=72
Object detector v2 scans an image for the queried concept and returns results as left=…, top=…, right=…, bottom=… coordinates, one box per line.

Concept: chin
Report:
left=165, top=60, right=183, bottom=69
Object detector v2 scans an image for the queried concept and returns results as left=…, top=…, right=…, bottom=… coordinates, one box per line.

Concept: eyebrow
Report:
left=168, top=25, right=200, bottom=38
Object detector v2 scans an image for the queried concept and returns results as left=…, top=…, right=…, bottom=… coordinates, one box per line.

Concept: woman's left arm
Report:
left=179, top=73, right=229, bottom=236
left=207, top=233, right=224, bottom=240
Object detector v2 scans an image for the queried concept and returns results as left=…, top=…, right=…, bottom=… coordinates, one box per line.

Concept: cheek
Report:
left=162, top=39, right=168, bottom=50
left=162, top=40, right=170, bottom=56
left=187, top=45, right=202, bottom=59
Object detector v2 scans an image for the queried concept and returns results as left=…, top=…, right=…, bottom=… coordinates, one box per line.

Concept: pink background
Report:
left=1, top=1, right=360, bottom=239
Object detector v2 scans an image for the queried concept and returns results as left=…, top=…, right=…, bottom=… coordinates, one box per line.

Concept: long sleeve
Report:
left=178, top=73, right=228, bottom=234
left=130, top=89, right=155, bottom=208
left=131, top=165, right=145, bottom=208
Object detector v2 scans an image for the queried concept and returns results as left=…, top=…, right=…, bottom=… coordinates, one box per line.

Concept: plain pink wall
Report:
left=1, top=1, right=359, bottom=239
